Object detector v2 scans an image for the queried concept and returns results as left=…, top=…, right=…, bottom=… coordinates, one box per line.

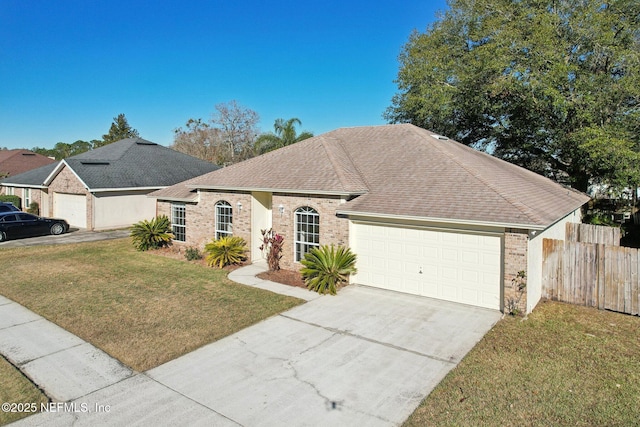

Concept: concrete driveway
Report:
left=0, top=228, right=130, bottom=248
left=13, top=285, right=500, bottom=426
left=146, top=286, right=500, bottom=426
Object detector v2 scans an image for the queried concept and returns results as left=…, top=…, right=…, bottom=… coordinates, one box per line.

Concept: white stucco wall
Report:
left=92, top=191, right=157, bottom=230
left=526, top=207, right=583, bottom=313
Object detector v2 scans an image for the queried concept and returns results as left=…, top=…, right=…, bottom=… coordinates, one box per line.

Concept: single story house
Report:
left=0, top=138, right=218, bottom=230
left=150, top=124, right=590, bottom=314
left=0, top=149, right=56, bottom=179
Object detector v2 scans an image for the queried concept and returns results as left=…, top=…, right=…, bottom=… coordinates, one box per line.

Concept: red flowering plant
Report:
left=259, top=228, right=284, bottom=271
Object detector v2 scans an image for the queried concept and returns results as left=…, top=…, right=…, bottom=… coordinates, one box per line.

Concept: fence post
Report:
left=597, top=243, right=605, bottom=310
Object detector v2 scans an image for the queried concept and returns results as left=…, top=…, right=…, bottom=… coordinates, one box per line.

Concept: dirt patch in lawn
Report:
left=257, top=269, right=307, bottom=288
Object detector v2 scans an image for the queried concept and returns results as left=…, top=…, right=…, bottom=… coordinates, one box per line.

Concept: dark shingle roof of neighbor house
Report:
left=0, top=162, right=59, bottom=187
left=0, top=149, right=57, bottom=177
left=151, top=124, right=590, bottom=229
left=1, top=138, right=219, bottom=190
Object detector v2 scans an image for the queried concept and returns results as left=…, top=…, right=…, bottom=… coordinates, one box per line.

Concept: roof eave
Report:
left=90, top=186, right=164, bottom=193
left=336, top=210, right=548, bottom=231
left=0, top=183, right=48, bottom=189
left=189, top=184, right=366, bottom=197
left=148, top=194, right=198, bottom=203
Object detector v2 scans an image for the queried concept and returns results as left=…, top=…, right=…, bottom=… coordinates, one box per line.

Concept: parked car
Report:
left=0, top=212, right=69, bottom=242
left=0, top=202, right=20, bottom=213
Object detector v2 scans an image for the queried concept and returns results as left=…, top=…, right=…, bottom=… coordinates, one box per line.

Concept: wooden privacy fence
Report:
left=542, top=239, right=639, bottom=316
left=565, top=222, right=620, bottom=245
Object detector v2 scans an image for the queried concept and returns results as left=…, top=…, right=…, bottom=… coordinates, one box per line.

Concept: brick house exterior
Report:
left=151, top=124, right=589, bottom=314
left=158, top=192, right=350, bottom=270
left=1, top=139, right=218, bottom=230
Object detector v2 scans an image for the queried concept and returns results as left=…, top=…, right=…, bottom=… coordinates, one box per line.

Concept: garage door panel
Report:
left=353, top=223, right=501, bottom=310
left=53, top=193, right=87, bottom=229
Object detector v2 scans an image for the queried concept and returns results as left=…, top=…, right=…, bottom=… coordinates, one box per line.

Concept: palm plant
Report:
left=130, top=215, right=173, bottom=251
left=205, top=236, right=248, bottom=268
left=301, top=245, right=357, bottom=295
left=255, top=118, right=313, bottom=154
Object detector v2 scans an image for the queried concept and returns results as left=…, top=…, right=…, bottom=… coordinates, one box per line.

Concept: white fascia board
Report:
left=90, top=186, right=163, bottom=193
left=0, top=183, right=48, bottom=189
left=44, top=160, right=90, bottom=190
left=189, top=184, right=364, bottom=197
left=147, top=195, right=198, bottom=203
left=337, top=210, right=546, bottom=231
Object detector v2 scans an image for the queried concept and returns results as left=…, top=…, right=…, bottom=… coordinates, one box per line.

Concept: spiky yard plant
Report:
left=300, top=245, right=357, bottom=295
left=205, top=236, right=248, bottom=268
left=130, top=215, right=174, bottom=251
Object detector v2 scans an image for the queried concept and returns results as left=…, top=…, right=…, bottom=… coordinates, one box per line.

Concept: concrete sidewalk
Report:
left=228, top=261, right=320, bottom=302
left=0, top=295, right=133, bottom=402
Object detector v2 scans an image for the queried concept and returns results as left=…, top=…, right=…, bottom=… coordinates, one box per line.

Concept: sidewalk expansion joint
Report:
left=142, top=373, right=244, bottom=426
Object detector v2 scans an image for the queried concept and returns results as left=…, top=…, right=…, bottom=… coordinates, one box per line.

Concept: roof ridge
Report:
left=319, top=136, right=368, bottom=193
left=412, top=126, right=545, bottom=225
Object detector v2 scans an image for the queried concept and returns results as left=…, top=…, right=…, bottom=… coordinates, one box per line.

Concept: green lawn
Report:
left=0, top=239, right=302, bottom=372
left=405, top=300, right=640, bottom=426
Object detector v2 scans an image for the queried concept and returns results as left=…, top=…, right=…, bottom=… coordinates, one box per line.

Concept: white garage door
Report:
left=351, top=223, right=502, bottom=310
left=54, top=193, right=87, bottom=229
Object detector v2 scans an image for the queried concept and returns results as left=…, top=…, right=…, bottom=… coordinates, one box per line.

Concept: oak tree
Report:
left=385, top=0, right=640, bottom=192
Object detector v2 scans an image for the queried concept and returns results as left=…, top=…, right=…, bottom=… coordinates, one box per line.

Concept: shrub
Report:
left=205, top=236, right=248, bottom=268
left=505, top=270, right=527, bottom=316
left=185, top=246, right=203, bottom=261
left=301, top=245, right=357, bottom=295
left=0, top=195, right=21, bottom=210
left=259, top=228, right=284, bottom=271
left=130, top=215, right=174, bottom=251
left=27, top=201, right=40, bottom=215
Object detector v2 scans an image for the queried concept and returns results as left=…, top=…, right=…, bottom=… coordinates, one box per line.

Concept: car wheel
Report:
left=50, top=223, right=65, bottom=235
left=0, top=232, right=5, bottom=242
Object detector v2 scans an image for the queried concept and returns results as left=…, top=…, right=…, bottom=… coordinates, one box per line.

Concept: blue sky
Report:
left=0, top=0, right=447, bottom=149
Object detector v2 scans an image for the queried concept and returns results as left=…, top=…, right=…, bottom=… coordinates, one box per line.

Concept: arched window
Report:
left=295, top=206, right=319, bottom=261
left=215, top=201, right=233, bottom=239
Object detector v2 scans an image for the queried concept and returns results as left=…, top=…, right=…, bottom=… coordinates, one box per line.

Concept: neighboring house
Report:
left=0, top=149, right=56, bottom=182
left=151, top=124, right=590, bottom=314
left=0, top=138, right=218, bottom=230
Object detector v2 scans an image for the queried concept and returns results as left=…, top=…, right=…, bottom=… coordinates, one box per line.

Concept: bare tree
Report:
left=211, top=100, right=260, bottom=163
left=172, top=101, right=260, bottom=165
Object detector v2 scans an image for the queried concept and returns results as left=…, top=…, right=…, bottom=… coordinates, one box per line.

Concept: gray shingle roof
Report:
left=1, top=138, right=219, bottom=191
left=152, top=124, right=590, bottom=228
left=0, top=162, right=59, bottom=187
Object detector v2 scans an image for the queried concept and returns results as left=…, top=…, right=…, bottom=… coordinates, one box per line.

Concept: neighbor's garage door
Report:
left=351, top=222, right=502, bottom=310
left=53, top=193, right=87, bottom=229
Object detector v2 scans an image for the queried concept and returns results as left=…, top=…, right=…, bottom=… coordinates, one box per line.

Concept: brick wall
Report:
left=157, top=191, right=350, bottom=270
left=157, top=191, right=252, bottom=251
left=504, top=229, right=529, bottom=314
left=272, top=193, right=349, bottom=270
left=47, top=165, right=92, bottom=227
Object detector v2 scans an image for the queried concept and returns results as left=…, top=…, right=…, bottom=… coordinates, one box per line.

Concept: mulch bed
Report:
left=150, top=247, right=305, bottom=285
left=257, top=269, right=307, bottom=289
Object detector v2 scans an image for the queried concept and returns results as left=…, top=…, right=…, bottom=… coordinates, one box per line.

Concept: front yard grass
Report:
left=405, top=300, right=640, bottom=426
left=0, top=239, right=302, bottom=372
left=0, top=356, right=48, bottom=425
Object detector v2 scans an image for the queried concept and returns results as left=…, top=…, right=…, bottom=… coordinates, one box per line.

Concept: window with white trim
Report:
left=215, top=201, right=233, bottom=239
left=24, top=188, right=31, bottom=208
left=295, top=206, right=320, bottom=262
left=7, top=187, right=14, bottom=196
left=171, top=203, right=186, bottom=242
